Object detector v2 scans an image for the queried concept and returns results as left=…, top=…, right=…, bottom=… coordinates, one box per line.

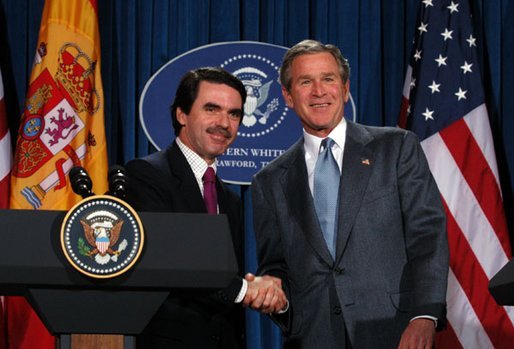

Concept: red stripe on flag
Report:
left=0, top=177, right=8, bottom=209
left=442, top=199, right=514, bottom=347
left=435, top=323, right=463, bottom=349
left=398, top=96, right=409, bottom=129
left=440, top=119, right=512, bottom=257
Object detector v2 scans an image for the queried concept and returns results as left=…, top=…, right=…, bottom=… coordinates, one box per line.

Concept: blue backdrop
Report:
left=1, top=1, right=513, bottom=348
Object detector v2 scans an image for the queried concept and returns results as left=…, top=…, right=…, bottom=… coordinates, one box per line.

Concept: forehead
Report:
left=290, top=52, right=339, bottom=77
left=195, top=81, right=242, bottom=106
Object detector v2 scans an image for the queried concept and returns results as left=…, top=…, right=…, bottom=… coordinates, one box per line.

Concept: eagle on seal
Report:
left=80, top=219, right=124, bottom=257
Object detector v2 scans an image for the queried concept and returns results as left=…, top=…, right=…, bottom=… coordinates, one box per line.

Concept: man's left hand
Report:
left=397, top=318, right=436, bottom=349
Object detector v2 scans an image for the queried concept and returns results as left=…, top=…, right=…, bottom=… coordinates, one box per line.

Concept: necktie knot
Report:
left=203, top=167, right=216, bottom=183
left=203, top=167, right=218, bottom=215
left=320, top=137, right=335, bottom=153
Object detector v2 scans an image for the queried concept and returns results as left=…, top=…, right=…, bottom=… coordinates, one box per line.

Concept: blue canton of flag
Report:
left=407, top=0, right=483, bottom=140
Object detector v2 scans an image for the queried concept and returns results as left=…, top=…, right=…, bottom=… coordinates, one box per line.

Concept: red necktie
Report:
left=202, top=167, right=218, bottom=214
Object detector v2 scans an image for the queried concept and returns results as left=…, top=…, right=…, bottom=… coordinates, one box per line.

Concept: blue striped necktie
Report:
left=313, top=137, right=340, bottom=259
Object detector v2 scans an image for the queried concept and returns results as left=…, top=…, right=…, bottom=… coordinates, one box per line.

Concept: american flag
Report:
left=399, top=0, right=514, bottom=348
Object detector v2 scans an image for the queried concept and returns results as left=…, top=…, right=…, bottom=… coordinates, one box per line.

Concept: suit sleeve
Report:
left=397, top=131, right=449, bottom=330
left=252, top=174, right=292, bottom=333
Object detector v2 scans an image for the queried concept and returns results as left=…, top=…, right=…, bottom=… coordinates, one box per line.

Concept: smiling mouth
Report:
left=310, top=103, right=330, bottom=108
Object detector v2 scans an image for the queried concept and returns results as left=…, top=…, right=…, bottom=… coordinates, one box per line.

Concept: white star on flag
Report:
left=460, top=61, right=473, bottom=74
left=435, top=54, right=448, bottom=67
left=429, top=81, right=441, bottom=94
left=422, top=108, right=434, bottom=120
left=455, top=88, right=467, bottom=100
left=418, top=22, right=428, bottom=34
left=441, top=28, right=453, bottom=41
left=447, top=2, right=459, bottom=13
left=467, top=34, right=477, bottom=47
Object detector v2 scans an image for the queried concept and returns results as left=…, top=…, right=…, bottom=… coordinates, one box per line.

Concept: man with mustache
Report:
left=126, top=67, right=286, bottom=348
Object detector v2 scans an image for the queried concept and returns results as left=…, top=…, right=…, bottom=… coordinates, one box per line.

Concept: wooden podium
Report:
left=0, top=209, right=238, bottom=349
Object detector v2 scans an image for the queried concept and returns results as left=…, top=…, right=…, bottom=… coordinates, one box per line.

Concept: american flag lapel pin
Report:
left=361, top=158, right=371, bottom=166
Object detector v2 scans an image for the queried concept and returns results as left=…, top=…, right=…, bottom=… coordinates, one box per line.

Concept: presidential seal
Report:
left=61, top=195, right=144, bottom=278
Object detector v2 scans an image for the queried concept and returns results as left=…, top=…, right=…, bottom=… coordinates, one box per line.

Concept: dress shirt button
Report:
left=333, top=305, right=342, bottom=315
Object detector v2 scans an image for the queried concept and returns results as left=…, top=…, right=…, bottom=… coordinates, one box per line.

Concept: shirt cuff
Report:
left=234, top=278, right=248, bottom=303
left=410, top=315, right=437, bottom=328
left=276, top=300, right=289, bottom=314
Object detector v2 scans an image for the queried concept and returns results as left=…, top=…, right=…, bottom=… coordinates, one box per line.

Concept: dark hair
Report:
left=170, top=67, right=247, bottom=136
left=279, top=39, right=350, bottom=91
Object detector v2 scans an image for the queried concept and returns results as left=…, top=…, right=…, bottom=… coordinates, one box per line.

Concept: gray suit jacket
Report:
left=252, top=121, right=449, bottom=348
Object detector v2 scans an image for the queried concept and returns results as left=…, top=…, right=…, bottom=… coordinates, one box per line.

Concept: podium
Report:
left=0, top=209, right=238, bottom=348
left=489, top=258, right=514, bottom=305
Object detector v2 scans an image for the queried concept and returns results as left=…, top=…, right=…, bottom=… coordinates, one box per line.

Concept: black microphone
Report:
left=69, top=166, right=94, bottom=198
left=107, top=165, right=129, bottom=200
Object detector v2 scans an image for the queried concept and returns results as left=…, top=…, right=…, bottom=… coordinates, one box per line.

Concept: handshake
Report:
left=242, top=273, right=288, bottom=314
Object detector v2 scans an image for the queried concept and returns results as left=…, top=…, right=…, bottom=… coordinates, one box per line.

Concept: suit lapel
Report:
left=335, top=122, right=374, bottom=262
left=281, top=141, right=334, bottom=265
left=167, top=142, right=206, bottom=213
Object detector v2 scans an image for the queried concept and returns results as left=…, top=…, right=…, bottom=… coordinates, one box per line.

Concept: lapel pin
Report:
left=361, top=158, right=371, bottom=166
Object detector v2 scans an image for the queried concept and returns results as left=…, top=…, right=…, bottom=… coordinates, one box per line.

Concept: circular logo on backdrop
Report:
left=140, top=41, right=356, bottom=184
left=61, top=195, right=144, bottom=278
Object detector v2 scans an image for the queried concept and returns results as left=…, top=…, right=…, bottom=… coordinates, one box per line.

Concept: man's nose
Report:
left=217, top=112, right=231, bottom=128
left=311, top=80, right=326, bottom=97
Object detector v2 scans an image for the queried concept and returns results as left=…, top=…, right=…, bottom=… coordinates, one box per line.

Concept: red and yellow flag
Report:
left=8, top=1, right=108, bottom=348
left=10, top=0, right=108, bottom=210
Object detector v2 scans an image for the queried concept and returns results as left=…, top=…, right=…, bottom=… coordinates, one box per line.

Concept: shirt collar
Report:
left=303, top=117, right=347, bottom=157
left=175, top=137, right=217, bottom=180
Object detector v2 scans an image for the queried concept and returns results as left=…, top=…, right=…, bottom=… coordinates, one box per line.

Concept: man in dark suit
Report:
left=126, top=67, right=286, bottom=348
left=251, top=40, right=449, bottom=348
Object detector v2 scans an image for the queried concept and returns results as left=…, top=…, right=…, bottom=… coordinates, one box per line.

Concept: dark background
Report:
left=1, top=1, right=513, bottom=347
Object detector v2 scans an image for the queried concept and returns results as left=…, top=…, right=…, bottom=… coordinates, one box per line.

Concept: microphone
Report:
left=107, top=165, right=129, bottom=200
left=69, top=166, right=94, bottom=198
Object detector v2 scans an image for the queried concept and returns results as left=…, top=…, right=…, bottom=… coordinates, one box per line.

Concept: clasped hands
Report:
left=242, top=273, right=288, bottom=314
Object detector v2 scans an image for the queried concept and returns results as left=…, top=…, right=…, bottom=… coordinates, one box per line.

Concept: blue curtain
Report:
left=1, top=1, right=514, bottom=348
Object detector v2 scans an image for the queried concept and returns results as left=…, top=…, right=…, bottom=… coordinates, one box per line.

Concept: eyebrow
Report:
left=203, top=103, right=242, bottom=116
left=298, top=72, right=337, bottom=80
left=203, top=102, right=221, bottom=110
left=229, top=108, right=243, bottom=117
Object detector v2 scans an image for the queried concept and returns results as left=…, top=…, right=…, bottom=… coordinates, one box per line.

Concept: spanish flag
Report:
left=8, top=1, right=108, bottom=347
left=10, top=0, right=107, bottom=210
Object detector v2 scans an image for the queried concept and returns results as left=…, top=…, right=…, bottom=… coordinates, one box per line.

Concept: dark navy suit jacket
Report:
left=126, top=141, right=244, bottom=349
left=252, top=121, right=449, bottom=349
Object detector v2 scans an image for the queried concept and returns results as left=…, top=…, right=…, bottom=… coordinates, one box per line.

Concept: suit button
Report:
left=333, top=306, right=342, bottom=315
left=211, top=335, right=220, bottom=342
left=334, top=267, right=345, bottom=275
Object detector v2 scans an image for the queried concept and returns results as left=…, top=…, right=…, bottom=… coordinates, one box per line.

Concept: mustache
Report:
left=206, top=126, right=231, bottom=139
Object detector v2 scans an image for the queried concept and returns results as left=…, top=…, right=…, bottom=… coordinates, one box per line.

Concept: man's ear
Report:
left=342, top=80, right=350, bottom=103
left=176, top=107, right=187, bottom=126
left=282, top=86, right=294, bottom=108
